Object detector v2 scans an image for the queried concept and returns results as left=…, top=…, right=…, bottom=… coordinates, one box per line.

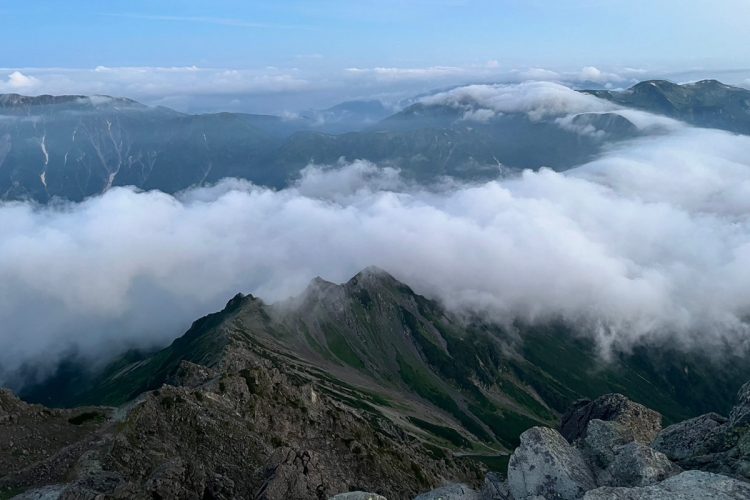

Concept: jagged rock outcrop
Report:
left=463, top=386, right=750, bottom=500
left=652, top=412, right=729, bottom=461
left=507, top=426, right=596, bottom=499
left=604, top=442, right=680, bottom=487
left=580, top=419, right=628, bottom=469
left=583, top=470, right=750, bottom=499
left=560, top=394, right=662, bottom=445
left=653, top=382, right=750, bottom=482
left=576, top=418, right=680, bottom=487
left=330, top=493, right=388, bottom=500
left=413, top=474, right=513, bottom=500
left=0, top=389, right=111, bottom=492
left=730, top=382, right=750, bottom=428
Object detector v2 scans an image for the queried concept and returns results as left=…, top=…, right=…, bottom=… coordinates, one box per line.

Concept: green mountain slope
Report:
left=584, top=79, right=750, bottom=134
left=22, top=268, right=750, bottom=456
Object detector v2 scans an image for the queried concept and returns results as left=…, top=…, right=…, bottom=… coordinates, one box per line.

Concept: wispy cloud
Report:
left=2, top=64, right=749, bottom=115
left=0, top=71, right=41, bottom=92
left=101, top=13, right=312, bottom=30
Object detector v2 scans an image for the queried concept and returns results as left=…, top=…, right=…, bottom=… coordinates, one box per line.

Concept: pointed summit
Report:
left=347, top=266, right=406, bottom=291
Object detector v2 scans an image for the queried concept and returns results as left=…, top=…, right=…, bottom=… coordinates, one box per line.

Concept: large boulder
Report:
left=560, top=394, right=662, bottom=445
left=652, top=412, right=730, bottom=461
left=579, top=419, right=680, bottom=488
left=507, top=426, right=596, bottom=500
left=581, top=419, right=630, bottom=470
left=605, top=442, right=681, bottom=487
left=413, top=483, right=480, bottom=500
left=10, top=485, right=67, bottom=499
left=582, top=470, right=750, bottom=499
left=650, top=382, right=750, bottom=480
left=330, top=493, right=387, bottom=500
left=730, top=381, right=750, bottom=428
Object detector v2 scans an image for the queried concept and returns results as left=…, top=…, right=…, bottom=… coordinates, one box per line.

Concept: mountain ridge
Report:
left=19, top=268, right=750, bottom=441
left=7, top=78, right=750, bottom=203
left=583, top=79, right=750, bottom=134
left=5, top=267, right=750, bottom=498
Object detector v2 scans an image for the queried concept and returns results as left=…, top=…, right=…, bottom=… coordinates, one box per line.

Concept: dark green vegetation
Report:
left=458, top=454, right=510, bottom=475
left=0, top=487, right=26, bottom=500
left=516, top=324, right=750, bottom=423
left=67, top=410, right=105, bottom=425
left=20, top=267, right=750, bottom=458
left=586, top=79, right=750, bottom=134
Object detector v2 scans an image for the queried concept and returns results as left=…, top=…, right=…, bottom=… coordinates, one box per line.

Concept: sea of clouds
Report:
left=2, top=82, right=750, bottom=385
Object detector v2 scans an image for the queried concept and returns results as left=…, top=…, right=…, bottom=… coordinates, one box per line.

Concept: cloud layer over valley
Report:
left=3, top=84, right=750, bottom=385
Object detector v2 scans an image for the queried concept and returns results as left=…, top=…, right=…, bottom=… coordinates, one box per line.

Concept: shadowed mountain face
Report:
left=2, top=80, right=749, bottom=203
left=0, top=94, right=299, bottom=202
left=275, top=105, right=637, bottom=183
left=585, top=79, right=750, bottom=134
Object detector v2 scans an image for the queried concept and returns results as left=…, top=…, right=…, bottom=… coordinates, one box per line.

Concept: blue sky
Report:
left=1, top=0, right=749, bottom=112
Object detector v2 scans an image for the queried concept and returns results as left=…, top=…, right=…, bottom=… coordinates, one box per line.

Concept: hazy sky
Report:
left=1, top=0, right=749, bottom=111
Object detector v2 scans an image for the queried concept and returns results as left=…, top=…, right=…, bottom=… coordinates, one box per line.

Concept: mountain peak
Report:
left=292, top=267, right=408, bottom=313
left=628, top=80, right=679, bottom=93
left=346, top=266, right=408, bottom=291
left=585, top=79, right=750, bottom=135
left=351, top=264, right=394, bottom=279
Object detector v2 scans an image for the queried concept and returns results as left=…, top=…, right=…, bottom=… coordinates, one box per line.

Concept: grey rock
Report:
left=330, top=492, right=387, bottom=500
left=560, top=394, right=662, bottom=445
left=605, top=442, right=681, bottom=487
left=730, top=382, right=750, bottom=428
left=480, top=472, right=511, bottom=499
left=508, top=426, right=596, bottom=500
left=169, top=360, right=218, bottom=388
left=413, top=483, right=480, bottom=500
left=581, top=419, right=629, bottom=469
left=653, top=413, right=730, bottom=461
left=11, top=485, right=65, bottom=500
left=650, top=397, right=750, bottom=480
left=582, top=470, right=750, bottom=499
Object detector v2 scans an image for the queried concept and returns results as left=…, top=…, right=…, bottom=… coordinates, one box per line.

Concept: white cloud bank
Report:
left=420, top=81, right=616, bottom=120
left=2, top=119, right=750, bottom=383
left=418, top=82, right=685, bottom=137
left=0, top=71, right=41, bottom=92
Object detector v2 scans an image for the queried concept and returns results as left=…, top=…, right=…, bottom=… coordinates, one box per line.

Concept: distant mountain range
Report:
left=2, top=79, right=748, bottom=202
left=585, top=79, right=750, bottom=134
left=5, top=268, right=750, bottom=497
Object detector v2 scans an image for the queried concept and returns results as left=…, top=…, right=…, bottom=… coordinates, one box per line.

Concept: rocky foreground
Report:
left=5, top=383, right=750, bottom=499
left=405, top=383, right=750, bottom=500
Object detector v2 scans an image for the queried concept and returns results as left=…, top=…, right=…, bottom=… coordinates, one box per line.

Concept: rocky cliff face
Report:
left=1, top=343, right=482, bottom=499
